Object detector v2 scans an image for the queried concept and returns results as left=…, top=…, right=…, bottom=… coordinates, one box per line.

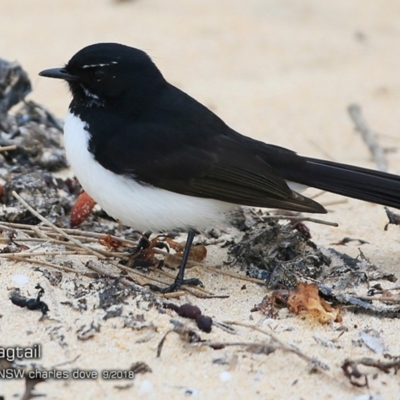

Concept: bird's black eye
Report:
left=92, top=69, right=105, bottom=81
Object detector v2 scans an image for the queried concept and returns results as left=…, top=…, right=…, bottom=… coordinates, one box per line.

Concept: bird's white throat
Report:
left=63, top=111, right=235, bottom=232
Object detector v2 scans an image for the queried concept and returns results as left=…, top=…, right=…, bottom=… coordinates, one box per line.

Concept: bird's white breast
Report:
left=63, top=111, right=235, bottom=232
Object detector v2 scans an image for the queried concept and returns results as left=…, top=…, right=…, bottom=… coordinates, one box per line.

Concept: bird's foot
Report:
left=147, top=277, right=204, bottom=293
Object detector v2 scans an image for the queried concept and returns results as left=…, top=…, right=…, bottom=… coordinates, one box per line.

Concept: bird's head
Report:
left=40, top=42, right=165, bottom=110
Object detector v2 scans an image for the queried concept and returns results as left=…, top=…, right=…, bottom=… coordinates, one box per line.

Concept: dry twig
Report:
left=348, top=103, right=387, bottom=172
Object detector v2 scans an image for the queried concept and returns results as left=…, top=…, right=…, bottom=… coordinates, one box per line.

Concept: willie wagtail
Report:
left=39, top=43, right=400, bottom=292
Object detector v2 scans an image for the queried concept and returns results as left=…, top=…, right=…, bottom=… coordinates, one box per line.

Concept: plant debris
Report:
left=229, top=209, right=400, bottom=318
left=70, top=191, right=96, bottom=227
left=164, top=303, right=213, bottom=333
left=10, top=283, right=49, bottom=315
left=157, top=320, right=203, bottom=358
left=166, top=237, right=207, bottom=263
left=0, top=58, right=31, bottom=115
left=384, top=207, right=400, bottom=230
left=1, top=171, right=71, bottom=225
left=287, top=282, right=342, bottom=323
left=229, top=214, right=330, bottom=288
left=331, top=237, right=369, bottom=246
left=342, top=357, right=400, bottom=387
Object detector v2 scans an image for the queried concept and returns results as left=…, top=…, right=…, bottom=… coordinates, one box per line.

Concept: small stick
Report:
left=0, top=251, right=82, bottom=258
left=85, top=260, right=147, bottom=288
left=204, top=265, right=265, bottom=285
left=267, top=215, right=338, bottom=227
left=4, top=254, right=78, bottom=273
left=348, top=103, right=387, bottom=172
left=0, top=145, right=17, bottom=152
left=0, top=221, right=140, bottom=246
left=352, top=295, right=400, bottom=304
left=320, top=199, right=348, bottom=207
left=225, top=321, right=331, bottom=374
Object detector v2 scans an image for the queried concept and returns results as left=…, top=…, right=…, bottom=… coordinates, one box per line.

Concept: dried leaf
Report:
left=70, top=191, right=96, bottom=227
left=287, top=282, right=342, bottom=324
left=99, top=234, right=125, bottom=251
left=166, top=237, right=207, bottom=262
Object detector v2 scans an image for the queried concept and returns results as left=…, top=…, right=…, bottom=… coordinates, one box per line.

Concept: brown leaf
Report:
left=287, top=282, right=342, bottom=324
left=99, top=234, right=125, bottom=251
left=70, top=191, right=96, bottom=227
left=165, top=238, right=207, bottom=262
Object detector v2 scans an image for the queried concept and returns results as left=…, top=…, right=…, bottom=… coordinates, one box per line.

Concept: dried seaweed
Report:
left=229, top=209, right=400, bottom=318
left=342, top=357, right=400, bottom=387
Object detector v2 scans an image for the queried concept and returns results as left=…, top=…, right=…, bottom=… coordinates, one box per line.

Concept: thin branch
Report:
left=225, top=321, right=331, bottom=374
left=267, top=215, right=338, bottom=227
left=4, top=254, right=78, bottom=273
left=0, top=145, right=17, bottom=152
left=348, top=103, right=388, bottom=172
left=0, top=251, right=84, bottom=258
left=204, top=265, right=265, bottom=285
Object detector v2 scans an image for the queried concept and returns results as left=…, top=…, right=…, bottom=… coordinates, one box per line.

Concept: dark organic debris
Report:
left=103, top=306, right=123, bottom=320
left=319, top=289, right=400, bottom=318
left=76, top=322, right=101, bottom=340
left=229, top=210, right=399, bottom=318
left=41, top=269, right=63, bottom=286
left=0, top=58, right=65, bottom=172
left=341, top=359, right=369, bottom=388
left=0, top=100, right=66, bottom=171
left=342, top=357, right=400, bottom=387
left=130, top=361, right=152, bottom=374
left=250, top=291, right=284, bottom=318
left=331, top=237, right=369, bottom=246
left=1, top=171, right=71, bottom=225
left=124, top=231, right=169, bottom=269
left=157, top=319, right=203, bottom=357
left=99, top=279, right=135, bottom=309
left=10, top=284, right=49, bottom=315
left=228, top=217, right=329, bottom=289
left=384, top=207, right=400, bottom=230
left=164, top=303, right=213, bottom=333
left=0, top=58, right=31, bottom=114
left=122, top=313, right=154, bottom=331
left=0, top=228, right=29, bottom=253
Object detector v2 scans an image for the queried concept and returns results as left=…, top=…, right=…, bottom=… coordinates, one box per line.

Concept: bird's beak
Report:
left=39, top=67, right=78, bottom=81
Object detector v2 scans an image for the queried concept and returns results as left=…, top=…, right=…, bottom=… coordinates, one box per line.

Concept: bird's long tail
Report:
left=288, top=157, right=400, bottom=209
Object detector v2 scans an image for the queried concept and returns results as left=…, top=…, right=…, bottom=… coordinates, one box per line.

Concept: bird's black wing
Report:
left=88, top=85, right=325, bottom=213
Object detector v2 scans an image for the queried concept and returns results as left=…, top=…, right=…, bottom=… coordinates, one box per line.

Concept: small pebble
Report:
left=11, top=274, right=29, bottom=286
left=138, top=379, right=153, bottom=395
left=220, top=371, right=232, bottom=382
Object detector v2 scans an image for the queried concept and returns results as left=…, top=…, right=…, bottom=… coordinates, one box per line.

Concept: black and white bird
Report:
left=39, top=42, right=400, bottom=292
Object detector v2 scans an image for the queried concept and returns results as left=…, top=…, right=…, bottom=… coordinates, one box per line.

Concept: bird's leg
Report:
left=147, top=229, right=204, bottom=293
